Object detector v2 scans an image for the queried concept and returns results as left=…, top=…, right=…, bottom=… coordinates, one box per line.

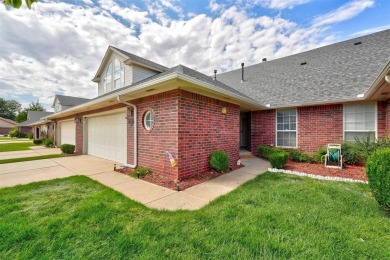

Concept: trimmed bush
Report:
left=44, top=138, right=54, bottom=148
left=27, top=132, right=33, bottom=139
left=8, top=127, right=19, bottom=138
left=132, top=166, right=151, bottom=178
left=341, top=142, right=365, bottom=165
left=312, top=146, right=327, bottom=163
left=258, top=145, right=284, bottom=160
left=61, top=144, right=75, bottom=154
left=33, top=139, right=43, bottom=145
left=366, top=148, right=390, bottom=210
left=210, top=150, right=229, bottom=172
left=269, top=152, right=289, bottom=169
left=289, top=149, right=312, bottom=163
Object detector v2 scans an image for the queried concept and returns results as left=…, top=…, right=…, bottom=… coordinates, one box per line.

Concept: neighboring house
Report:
left=0, top=117, right=17, bottom=135
left=19, top=111, right=54, bottom=139
left=53, top=95, right=90, bottom=113
left=43, top=30, right=390, bottom=180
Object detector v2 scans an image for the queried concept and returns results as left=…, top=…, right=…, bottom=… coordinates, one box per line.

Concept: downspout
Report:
left=117, top=96, right=137, bottom=168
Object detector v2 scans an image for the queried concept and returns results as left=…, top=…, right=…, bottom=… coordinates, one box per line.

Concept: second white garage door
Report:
left=60, top=120, right=75, bottom=145
left=87, top=112, right=127, bottom=163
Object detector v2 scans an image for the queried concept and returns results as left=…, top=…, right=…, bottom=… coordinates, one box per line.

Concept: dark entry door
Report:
left=240, top=112, right=251, bottom=149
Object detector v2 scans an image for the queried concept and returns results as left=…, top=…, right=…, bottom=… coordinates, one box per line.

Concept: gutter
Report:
left=117, top=96, right=137, bottom=169
left=365, top=61, right=390, bottom=99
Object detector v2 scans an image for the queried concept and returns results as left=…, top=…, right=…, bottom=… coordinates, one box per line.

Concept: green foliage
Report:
left=8, top=127, right=26, bottom=138
left=269, top=152, right=289, bottom=169
left=0, top=142, right=34, bottom=152
left=257, top=145, right=284, bottom=160
left=33, top=139, right=42, bottom=145
left=341, top=142, right=365, bottom=165
left=14, top=100, right=46, bottom=123
left=27, top=132, right=33, bottom=140
left=3, top=0, right=37, bottom=9
left=0, top=154, right=63, bottom=164
left=210, top=150, right=229, bottom=172
left=44, top=138, right=54, bottom=148
left=131, top=166, right=151, bottom=178
left=61, top=144, right=75, bottom=154
left=0, top=97, right=21, bottom=120
left=312, top=146, right=327, bottom=163
left=366, top=148, right=390, bottom=210
left=289, top=149, right=312, bottom=163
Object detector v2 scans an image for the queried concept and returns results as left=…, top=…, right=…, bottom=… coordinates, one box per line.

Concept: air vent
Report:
left=300, top=62, right=307, bottom=66
left=354, top=41, right=362, bottom=45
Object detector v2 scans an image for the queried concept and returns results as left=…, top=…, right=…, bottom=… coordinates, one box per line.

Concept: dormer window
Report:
left=104, top=59, right=124, bottom=93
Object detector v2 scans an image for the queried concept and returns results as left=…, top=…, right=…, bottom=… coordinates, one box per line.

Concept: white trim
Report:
left=143, top=110, right=154, bottom=131
left=83, top=108, right=127, bottom=118
left=342, top=101, right=377, bottom=141
left=275, top=108, right=298, bottom=148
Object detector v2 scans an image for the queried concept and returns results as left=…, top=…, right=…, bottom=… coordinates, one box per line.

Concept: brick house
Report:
left=43, top=30, right=390, bottom=180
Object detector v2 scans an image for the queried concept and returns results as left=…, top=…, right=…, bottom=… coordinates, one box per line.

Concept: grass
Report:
left=0, top=173, right=389, bottom=259
left=0, top=154, right=63, bottom=164
left=0, top=142, right=35, bottom=152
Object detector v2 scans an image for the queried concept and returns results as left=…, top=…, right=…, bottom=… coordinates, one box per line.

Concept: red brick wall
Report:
left=75, top=117, right=83, bottom=155
left=178, top=90, right=240, bottom=179
left=297, top=104, right=343, bottom=153
left=250, top=110, right=275, bottom=155
left=386, top=99, right=390, bottom=133
left=378, top=100, right=387, bottom=138
left=132, top=90, right=180, bottom=179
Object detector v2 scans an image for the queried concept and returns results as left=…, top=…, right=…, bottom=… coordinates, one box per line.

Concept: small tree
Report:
left=15, top=99, right=46, bottom=123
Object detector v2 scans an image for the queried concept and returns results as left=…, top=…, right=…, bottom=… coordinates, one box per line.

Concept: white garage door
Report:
left=87, top=112, right=127, bottom=163
left=60, top=120, right=75, bottom=145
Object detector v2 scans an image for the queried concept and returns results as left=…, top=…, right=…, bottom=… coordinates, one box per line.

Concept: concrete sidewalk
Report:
left=0, top=146, right=62, bottom=160
left=0, top=155, right=269, bottom=211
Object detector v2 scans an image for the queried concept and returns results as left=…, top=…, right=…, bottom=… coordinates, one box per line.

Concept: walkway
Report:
left=0, top=155, right=270, bottom=211
left=0, top=146, right=62, bottom=160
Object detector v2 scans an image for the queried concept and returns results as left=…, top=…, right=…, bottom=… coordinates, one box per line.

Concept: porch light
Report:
left=221, top=107, right=227, bottom=114
left=385, top=75, right=390, bottom=83
left=74, top=117, right=82, bottom=124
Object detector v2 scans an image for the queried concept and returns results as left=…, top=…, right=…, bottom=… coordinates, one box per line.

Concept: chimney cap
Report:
left=262, top=58, right=267, bottom=62
left=241, top=63, right=244, bottom=67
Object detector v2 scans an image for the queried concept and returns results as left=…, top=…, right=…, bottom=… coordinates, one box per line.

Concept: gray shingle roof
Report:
left=18, top=111, right=53, bottom=126
left=55, top=95, right=90, bottom=107
left=217, top=29, right=390, bottom=107
left=112, top=47, right=168, bottom=72
left=93, top=64, right=258, bottom=104
left=0, top=117, right=16, bottom=125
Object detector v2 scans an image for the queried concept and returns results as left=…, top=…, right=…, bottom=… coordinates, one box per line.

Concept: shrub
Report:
left=258, top=145, right=284, bottom=160
left=132, top=166, right=151, bottom=178
left=269, top=152, right=289, bottom=169
left=210, top=150, right=229, bottom=172
left=61, top=144, right=75, bottom=154
left=289, top=149, right=312, bottom=163
left=366, top=148, right=390, bottom=210
left=312, top=146, right=327, bottom=163
left=44, top=138, right=54, bottom=148
left=33, top=139, right=43, bottom=145
left=8, top=127, right=19, bottom=138
left=27, top=132, right=33, bottom=139
left=341, top=142, right=365, bottom=165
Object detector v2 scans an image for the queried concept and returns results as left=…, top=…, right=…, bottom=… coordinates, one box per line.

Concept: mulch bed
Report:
left=284, top=160, right=367, bottom=181
left=116, top=164, right=243, bottom=191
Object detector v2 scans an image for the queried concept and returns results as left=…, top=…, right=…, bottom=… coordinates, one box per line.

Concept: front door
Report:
left=240, top=112, right=251, bottom=149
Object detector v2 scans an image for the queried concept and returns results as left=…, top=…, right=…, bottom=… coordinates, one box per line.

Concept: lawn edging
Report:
left=268, top=168, right=368, bottom=184
left=0, top=154, right=64, bottom=164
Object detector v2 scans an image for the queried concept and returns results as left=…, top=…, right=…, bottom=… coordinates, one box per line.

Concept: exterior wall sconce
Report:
left=74, top=117, right=82, bottom=124
left=221, top=107, right=227, bottom=114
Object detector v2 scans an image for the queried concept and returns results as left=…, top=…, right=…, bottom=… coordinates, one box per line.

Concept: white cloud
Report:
left=313, top=0, right=374, bottom=27
left=0, top=0, right=370, bottom=110
left=249, top=0, right=311, bottom=9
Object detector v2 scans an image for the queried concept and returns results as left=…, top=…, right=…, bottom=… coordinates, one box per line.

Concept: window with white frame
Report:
left=143, top=110, right=154, bottom=131
left=104, top=59, right=123, bottom=93
left=276, top=109, right=297, bottom=147
left=344, top=103, right=376, bottom=141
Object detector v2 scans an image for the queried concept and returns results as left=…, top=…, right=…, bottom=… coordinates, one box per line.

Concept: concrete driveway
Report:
left=0, top=155, right=270, bottom=211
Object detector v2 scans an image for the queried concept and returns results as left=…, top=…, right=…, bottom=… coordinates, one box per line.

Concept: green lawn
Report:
left=0, top=174, right=389, bottom=259
left=0, top=154, right=63, bottom=164
left=0, top=142, right=34, bottom=152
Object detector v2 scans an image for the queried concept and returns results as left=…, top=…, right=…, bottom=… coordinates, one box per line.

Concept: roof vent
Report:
left=213, top=69, right=217, bottom=81
left=241, top=63, right=244, bottom=83
left=300, top=62, right=307, bottom=66
left=354, top=41, right=362, bottom=46
left=262, top=58, right=267, bottom=62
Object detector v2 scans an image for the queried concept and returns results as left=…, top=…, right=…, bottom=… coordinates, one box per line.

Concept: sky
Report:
left=0, top=0, right=389, bottom=111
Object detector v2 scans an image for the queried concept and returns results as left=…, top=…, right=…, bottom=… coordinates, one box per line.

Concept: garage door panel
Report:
left=87, top=113, right=127, bottom=163
left=60, top=121, right=75, bottom=145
